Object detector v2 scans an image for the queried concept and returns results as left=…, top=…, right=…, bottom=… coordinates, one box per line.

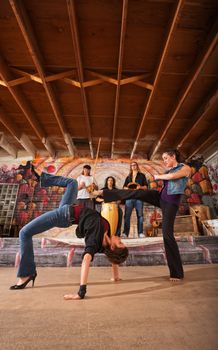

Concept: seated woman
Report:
left=10, top=166, right=128, bottom=300
left=96, top=176, right=123, bottom=237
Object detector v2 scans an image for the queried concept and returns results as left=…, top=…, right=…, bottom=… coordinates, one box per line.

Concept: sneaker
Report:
left=121, top=233, right=128, bottom=239
left=139, top=233, right=145, bottom=238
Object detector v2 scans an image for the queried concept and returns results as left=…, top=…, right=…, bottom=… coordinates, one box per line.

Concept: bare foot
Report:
left=64, top=293, right=82, bottom=300
left=110, top=277, right=122, bottom=282
left=169, top=277, right=182, bottom=282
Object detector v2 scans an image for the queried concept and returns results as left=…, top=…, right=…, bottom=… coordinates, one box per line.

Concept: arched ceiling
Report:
left=0, top=0, right=217, bottom=160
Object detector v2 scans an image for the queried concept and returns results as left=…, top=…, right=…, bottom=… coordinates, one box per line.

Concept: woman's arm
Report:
left=78, top=181, right=85, bottom=190
left=111, top=263, right=121, bottom=282
left=80, top=253, right=92, bottom=285
left=136, top=184, right=147, bottom=190
left=64, top=253, right=92, bottom=300
left=154, top=164, right=191, bottom=181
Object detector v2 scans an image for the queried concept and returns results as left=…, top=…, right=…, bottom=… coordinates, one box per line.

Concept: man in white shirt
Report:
left=76, top=165, right=98, bottom=209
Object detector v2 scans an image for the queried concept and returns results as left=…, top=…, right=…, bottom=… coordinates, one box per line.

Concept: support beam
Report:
left=0, top=56, right=55, bottom=157
left=130, top=0, right=185, bottom=159
left=19, top=133, right=37, bottom=157
left=87, top=70, right=118, bottom=85
left=87, top=70, right=152, bottom=90
left=0, top=106, right=20, bottom=137
left=67, top=0, right=93, bottom=158
left=10, top=67, right=152, bottom=90
left=0, top=133, right=17, bottom=158
left=150, top=19, right=218, bottom=159
left=9, top=0, right=75, bottom=157
left=111, top=0, right=128, bottom=158
left=177, top=88, right=218, bottom=149
left=0, top=106, right=37, bottom=157
left=11, top=68, right=42, bottom=83
left=64, top=133, right=75, bottom=157
left=187, top=128, right=218, bottom=160
left=0, top=57, right=44, bottom=141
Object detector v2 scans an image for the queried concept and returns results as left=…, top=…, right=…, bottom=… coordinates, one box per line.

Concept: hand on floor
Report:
left=64, top=293, right=82, bottom=300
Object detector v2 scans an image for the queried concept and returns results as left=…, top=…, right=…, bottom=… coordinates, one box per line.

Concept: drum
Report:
left=101, top=202, right=118, bottom=236
left=127, top=182, right=138, bottom=189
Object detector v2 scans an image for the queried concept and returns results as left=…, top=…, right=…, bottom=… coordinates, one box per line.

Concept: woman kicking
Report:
left=93, top=149, right=191, bottom=281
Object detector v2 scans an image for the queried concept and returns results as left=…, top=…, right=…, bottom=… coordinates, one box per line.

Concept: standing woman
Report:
left=94, top=150, right=191, bottom=281
left=76, top=164, right=98, bottom=209
left=123, top=161, right=148, bottom=238
left=96, top=176, right=123, bottom=237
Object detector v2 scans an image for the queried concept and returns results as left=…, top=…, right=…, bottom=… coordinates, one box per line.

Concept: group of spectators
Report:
left=76, top=162, right=148, bottom=238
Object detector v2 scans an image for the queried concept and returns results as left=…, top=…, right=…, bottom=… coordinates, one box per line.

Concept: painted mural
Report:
left=0, top=156, right=217, bottom=237
left=206, top=152, right=218, bottom=217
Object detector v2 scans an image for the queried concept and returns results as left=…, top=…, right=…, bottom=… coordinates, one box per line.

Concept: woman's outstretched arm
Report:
left=64, top=253, right=92, bottom=300
left=154, top=164, right=191, bottom=181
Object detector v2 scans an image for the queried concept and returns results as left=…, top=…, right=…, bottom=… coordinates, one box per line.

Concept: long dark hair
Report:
left=163, top=149, right=181, bottom=163
left=104, top=176, right=117, bottom=189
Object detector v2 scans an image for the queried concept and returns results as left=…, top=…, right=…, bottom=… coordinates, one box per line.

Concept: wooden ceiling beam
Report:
left=62, top=77, right=81, bottom=88
left=11, top=67, right=103, bottom=88
left=7, top=76, right=31, bottom=87
left=187, top=128, right=218, bottom=160
left=19, top=133, right=37, bottom=157
left=0, top=133, right=17, bottom=158
left=82, top=79, right=103, bottom=88
left=0, top=106, right=36, bottom=157
left=176, top=88, right=218, bottom=149
left=9, top=0, right=75, bottom=157
left=0, top=56, right=55, bottom=157
left=87, top=70, right=152, bottom=90
left=12, top=67, right=80, bottom=87
left=11, top=68, right=43, bottom=83
left=0, top=106, right=21, bottom=138
left=88, top=70, right=118, bottom=85
left=132, top=80, right=153, bottom=90
left=9, top=66, right=152, bottom=90
left=111, top=0, right=128, bottom=158
left=67, top=0, right=94, bottom=158
left=150, top=19, right=218, bottom=159
left=130, top=0, right=185, bottom=159
left=121, top=74, right=153, bottom=90
left=0, top=80, right=7, bottom=87
left=45, top=70, right=75, bottom=82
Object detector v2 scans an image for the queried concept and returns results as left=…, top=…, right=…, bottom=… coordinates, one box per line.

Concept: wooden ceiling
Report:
left=0, top=0, right=217, bottom=160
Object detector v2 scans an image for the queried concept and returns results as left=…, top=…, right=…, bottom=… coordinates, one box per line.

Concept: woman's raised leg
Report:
left=40, top=172, right=78, bottom=207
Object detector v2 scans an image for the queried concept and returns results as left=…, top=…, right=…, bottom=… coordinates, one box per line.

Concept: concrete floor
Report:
left=0, top=265, right=218, bottom=350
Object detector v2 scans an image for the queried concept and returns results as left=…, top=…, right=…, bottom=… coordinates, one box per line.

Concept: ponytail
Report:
left=163, top=149, right=181, bottom=162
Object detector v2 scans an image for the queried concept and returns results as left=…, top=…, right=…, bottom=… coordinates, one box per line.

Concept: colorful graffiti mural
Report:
left=0, top=156, right=217, bottom=236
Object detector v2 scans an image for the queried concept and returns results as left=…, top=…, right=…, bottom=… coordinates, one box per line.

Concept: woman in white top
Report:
left=76, top=165, right=98, bottom=209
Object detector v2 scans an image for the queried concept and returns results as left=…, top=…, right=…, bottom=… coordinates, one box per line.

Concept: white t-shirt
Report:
left=77, top=175, right=96, bottom=199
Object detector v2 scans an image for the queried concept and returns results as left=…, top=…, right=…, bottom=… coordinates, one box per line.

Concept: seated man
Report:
left=10, top=166, right=128, bottom=300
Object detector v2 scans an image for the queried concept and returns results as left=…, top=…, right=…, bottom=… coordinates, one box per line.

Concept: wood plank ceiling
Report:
left=0, top=0, right=217, bottom=160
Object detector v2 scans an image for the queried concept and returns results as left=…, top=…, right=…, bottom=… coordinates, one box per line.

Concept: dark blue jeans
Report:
left=17, top=173, right=78, bottom=277
left=124, top=199, right=144, bottom=236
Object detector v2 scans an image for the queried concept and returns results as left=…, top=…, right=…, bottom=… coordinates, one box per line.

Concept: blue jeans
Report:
left=124, top=199, right=143, bottom=236
left=17, top=173, right=78, bottom=277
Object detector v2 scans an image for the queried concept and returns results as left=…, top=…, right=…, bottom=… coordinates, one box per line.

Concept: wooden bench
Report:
left=156, top=215, right=199, bottom=236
